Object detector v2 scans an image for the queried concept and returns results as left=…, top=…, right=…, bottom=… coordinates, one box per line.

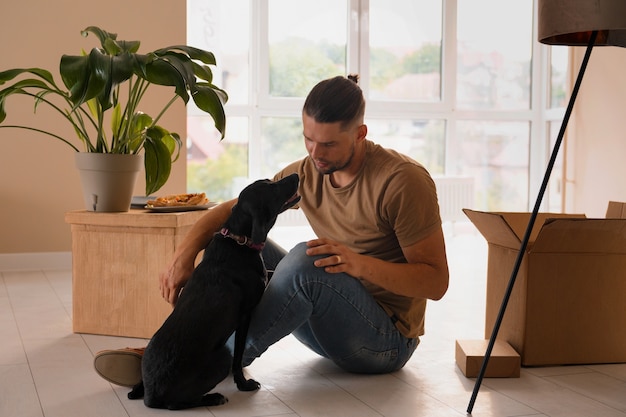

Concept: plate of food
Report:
left=144, top=193, right=217, bottom=212
left=131, top=195, right=157, bottom=208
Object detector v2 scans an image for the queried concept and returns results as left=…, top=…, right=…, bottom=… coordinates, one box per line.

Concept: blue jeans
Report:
left=232, top=241, right=419, bottom=374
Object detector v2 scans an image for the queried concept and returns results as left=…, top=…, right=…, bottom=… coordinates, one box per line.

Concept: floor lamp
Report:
left=467, top=1, right=626, bottom=414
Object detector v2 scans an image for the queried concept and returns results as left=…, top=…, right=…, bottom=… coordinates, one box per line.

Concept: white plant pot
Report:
left=74, top=152, right=143, bottom=212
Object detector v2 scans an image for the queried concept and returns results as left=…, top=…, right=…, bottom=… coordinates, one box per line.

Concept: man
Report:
left=94, top=75, right=449, bottom=386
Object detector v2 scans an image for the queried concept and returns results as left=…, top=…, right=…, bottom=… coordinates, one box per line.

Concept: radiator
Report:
left=433, top=176, right=475, bottom=223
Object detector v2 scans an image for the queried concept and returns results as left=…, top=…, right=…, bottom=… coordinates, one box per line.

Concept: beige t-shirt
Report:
left=273, top=140, right=441, bottom=338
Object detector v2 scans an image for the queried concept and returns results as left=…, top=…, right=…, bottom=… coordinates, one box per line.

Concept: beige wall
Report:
left=0, top=0, right=187, bottom=254
left=566, top=46, right=626, bottom=217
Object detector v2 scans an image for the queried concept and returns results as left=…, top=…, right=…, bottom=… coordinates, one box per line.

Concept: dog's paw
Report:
left=127, top=382, right=144, bottom=400
left=202, top=392, right=228, bottom=406
left=236, top=378, right=261, bottom=392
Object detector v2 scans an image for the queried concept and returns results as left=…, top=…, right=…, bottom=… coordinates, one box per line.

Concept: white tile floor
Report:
left=2, top=222, right=626, bottom=417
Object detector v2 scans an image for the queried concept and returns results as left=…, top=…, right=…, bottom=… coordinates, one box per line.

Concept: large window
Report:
left=186, top=0, right=567, bottom=212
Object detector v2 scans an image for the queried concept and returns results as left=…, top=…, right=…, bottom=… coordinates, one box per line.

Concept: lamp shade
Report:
left=538, top=0, right=626, bottom=47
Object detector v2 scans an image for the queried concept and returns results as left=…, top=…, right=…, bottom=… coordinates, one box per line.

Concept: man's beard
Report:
left=314, top=144, right=355, bottom=175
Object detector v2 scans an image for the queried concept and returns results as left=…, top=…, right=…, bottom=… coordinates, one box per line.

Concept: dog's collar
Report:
left=218, top=228, right=265, bottom=251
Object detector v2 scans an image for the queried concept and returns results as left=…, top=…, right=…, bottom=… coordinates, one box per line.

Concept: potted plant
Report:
left=0, top=26, right=227, bottom=211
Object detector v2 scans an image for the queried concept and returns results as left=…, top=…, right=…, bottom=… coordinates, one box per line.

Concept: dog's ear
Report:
left=250, top=213, right=269, bottom=245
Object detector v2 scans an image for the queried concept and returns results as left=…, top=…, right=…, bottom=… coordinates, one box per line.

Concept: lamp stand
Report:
left=466, top=30, right=599, bottom=415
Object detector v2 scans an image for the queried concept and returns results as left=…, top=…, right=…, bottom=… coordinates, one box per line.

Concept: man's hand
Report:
left=306, top=227, right=449, bottom=301
left=157, top=198, right=238, bottom=306
left=306, top=238, right=360, bottom=276
left=159, top=257, right=194, bottom=306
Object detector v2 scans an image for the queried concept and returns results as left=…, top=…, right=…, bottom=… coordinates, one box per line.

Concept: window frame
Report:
left=188, top=0, right=566, bottom=211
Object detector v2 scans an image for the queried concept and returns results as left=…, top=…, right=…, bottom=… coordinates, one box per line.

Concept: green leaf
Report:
left=0, top=92, right=11, bottom=123
left=127, top=112, right=153, bottom=152
left=0, top=68, right=57, bottom=86
left=165, top=132, right=181, bottom=159
left=0, top=80, right=58, bottom=123
left=143, top=130, right=173, bottom=195
left=138, top=53, right=191, bottom=103
left=110, top=102, right=122, bottom=139
left=60, top=49, right=135, bottom=111
left=0, top=101, right=7, bottom=123
left=81, top=26, right=118, bottom=44
left=5, top=78, right=52, bottom=90
left=60, top=53, right=106, bottom=107
left=82, top=26, right=142, bottom=55
left=96, top=53, right=135, bottom=111
left=85, top=96, right=99, bottom=119
left=154, top=45, right=217, bottom=66
left=191, top=63, right=213, bottom=84
left=104, top=38, right=141, bottom=55
left=191, top=84, right=227, bottom=139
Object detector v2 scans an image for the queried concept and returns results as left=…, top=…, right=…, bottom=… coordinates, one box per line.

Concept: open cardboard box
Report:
left=464, top=201, right=626, bottom=366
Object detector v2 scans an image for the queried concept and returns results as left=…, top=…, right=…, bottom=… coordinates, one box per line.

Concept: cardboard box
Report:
left=464, top=202, right=626, bottom=366
left=455, top=339, right=520, bottom=378
left=65, top=209, right=207, bottom=338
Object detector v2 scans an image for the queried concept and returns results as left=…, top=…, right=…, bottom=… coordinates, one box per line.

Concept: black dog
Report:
left=128, top=173, right=300, bottom=410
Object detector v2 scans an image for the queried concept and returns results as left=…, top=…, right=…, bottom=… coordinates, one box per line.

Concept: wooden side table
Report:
left=65, top=209, right=208, bottom=338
